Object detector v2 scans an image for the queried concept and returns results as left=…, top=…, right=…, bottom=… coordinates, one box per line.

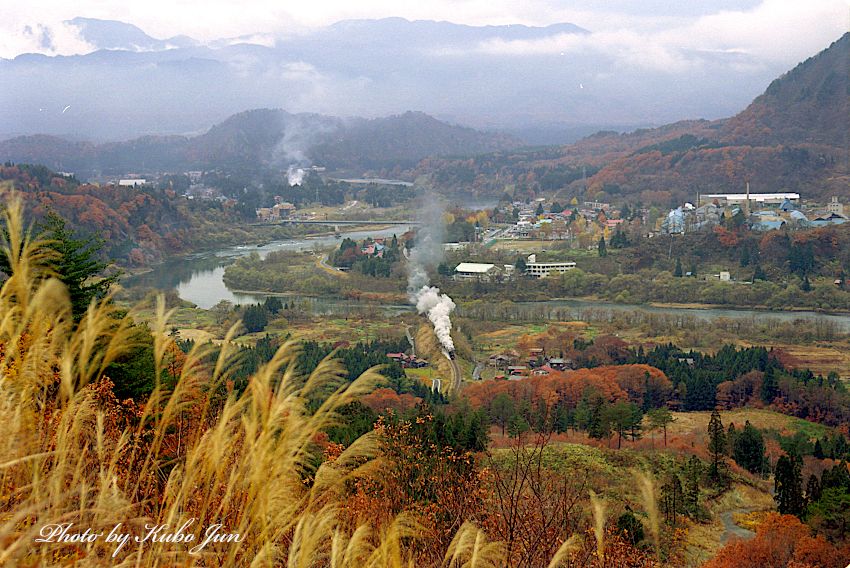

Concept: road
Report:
left=720, top=510, right=756, bottom=544
left=255, top=219, right=418, bottom=227
left=315, top=253, right=348, bottom=276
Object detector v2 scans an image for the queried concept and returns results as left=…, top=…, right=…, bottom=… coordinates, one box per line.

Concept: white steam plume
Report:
left=415, top=286, right=456, bottom=353
left=407, top=196, right=456, bottom=354
left=286, top=165, right=305, bottom=186
left=270, top=114, right=339, bottom=187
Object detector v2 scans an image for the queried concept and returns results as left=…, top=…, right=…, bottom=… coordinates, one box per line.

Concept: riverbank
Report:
left=456, top=294, right=850, bottom=320
left=646, top=300, right=850, bottom=317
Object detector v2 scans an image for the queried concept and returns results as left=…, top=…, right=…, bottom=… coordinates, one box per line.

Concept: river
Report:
left=123, top=227, right=850, bottom=333
left=123, top=225, right=413, bottom=308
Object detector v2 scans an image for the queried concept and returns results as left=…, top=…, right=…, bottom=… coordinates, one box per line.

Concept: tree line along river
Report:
left=123, top=226, right=850, bottom=335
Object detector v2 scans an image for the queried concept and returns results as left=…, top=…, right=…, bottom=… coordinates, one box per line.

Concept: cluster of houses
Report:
left=360, top=239, right=388, bottom=257
left=488, top=348, right=572, bottom=379
left=255, top=200, right=297, bottom=222
left=661, top=193, right=846, bottom=234
left=504, top=198, right=624, bottom=241
left=385, top=352, right=429, bottom=368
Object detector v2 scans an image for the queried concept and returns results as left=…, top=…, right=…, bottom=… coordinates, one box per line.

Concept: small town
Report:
left=4, top=6, right=850, bottom=568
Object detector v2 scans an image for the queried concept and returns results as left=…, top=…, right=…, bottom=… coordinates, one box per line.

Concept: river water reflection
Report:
left=124, top=225, right=413, bottom=308
left=124, top=226, right=850, bottom=333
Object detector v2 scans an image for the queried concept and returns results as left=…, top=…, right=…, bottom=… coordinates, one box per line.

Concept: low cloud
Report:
left=473, top=30, right=699, bottom=73
left=1, top=19, right=94, bottom=58
left=466, top=0, right=847, bottom=73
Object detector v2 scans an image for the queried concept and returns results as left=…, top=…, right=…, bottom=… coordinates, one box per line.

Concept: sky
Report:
left=2, top=0, right=848, bottom=66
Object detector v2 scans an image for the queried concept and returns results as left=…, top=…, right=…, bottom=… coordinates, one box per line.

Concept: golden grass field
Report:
left=664, top=409, right=828, bottom=440
left=489, top=239, right=559, bottom=253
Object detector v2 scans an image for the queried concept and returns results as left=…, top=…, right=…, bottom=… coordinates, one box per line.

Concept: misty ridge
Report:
left=1, top=29, right=847, bottom=204
left=0, top=15, right=794, bottom=143
left=0, top=109, right=521, bottom=179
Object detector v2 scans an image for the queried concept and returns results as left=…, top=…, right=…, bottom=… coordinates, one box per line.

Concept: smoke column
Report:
left=286, top=165, right=305, bottom=186
left=407, top=196, right=456, bottom=354
left=415, top=286, right=455, bottom=353
left=271, top=114, right=337, bottom=187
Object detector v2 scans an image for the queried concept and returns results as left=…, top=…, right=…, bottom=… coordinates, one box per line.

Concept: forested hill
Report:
left=0, top=163, right=253, bottom=266
left=721, top=33, right=850, bottom=147
left=412, top=33, right=850, bottom=205
left=0, top=110, right=521, bottom=179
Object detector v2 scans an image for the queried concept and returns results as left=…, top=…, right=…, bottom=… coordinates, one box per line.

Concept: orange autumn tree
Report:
left=361, top=387, right=422, bottom=414
left=703, top=513, right=845, bottom=568
left=340, top=412, right=487, bottom=564
left=463, top=365, right=669, bottom=413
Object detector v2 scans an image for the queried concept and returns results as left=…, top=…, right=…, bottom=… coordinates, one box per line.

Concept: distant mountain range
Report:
left=0, top=16, right=789, bottom=142
left=66, top=17, right=200, bottom=51
left=3, top=29, right=847, bottom=205
left=0, top=110, right=521, bottom=178
left=411, top=33, right=850, bottom=204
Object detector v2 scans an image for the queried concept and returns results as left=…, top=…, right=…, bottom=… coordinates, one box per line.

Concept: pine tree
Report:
left=732, top=421, right=767, bottom=475
left=587, top=396, right=610, bottom=440
left=802, top=274, right=812, bottom=292
left=761, top=366, right=779, bottom=403
left=610, top=229, right=629, bottom=248
left=616, top=507, right=644, bottom=544
left=661, top=474, right=684, bottom=525
left=242, top=304, right=268, bottom=333
left=597, top=236, right=608, bottom=257
left=514, top=256, right=527, bottom=275
left=683, top=456, right=703, bottom=517
left=814, top=439, right=825, bottom=459
left=726, top=423, right=738, bottom=456
left=806, top=474, right=822, bottom=503
left=0, top=211, right=119, bottom=321
left=674, top=258, right=683, bottom=277
left=740, top=246, right=751, bottom=267
left=775, top=453, right=804, bottom=517
left=707, top=410, right=727, bottom=485
left=264, top=296, right=283, bottom=314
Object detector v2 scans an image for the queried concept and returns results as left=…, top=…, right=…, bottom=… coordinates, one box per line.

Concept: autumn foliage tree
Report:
left=482, top=431, right=586, bottom=567
left=703, top=513, right=845, bottom=568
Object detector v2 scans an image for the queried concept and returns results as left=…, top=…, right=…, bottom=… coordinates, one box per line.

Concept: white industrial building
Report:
left=118, top=179, right=147, bottom=187
left=454, top=262, right=501, bottom=281
left=525, top=254, right=576, bottom=278
left=699, top=192, right=799, bottom=206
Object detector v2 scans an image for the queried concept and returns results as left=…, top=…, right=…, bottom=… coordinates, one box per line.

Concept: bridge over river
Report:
left=253, top=219, right=420, bottom=227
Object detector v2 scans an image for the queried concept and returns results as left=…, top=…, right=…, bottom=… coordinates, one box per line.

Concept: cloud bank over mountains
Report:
left=1, top=1, right=847, bottom=141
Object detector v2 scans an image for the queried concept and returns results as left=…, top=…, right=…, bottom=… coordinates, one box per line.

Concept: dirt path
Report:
left=720, top=509, right=756, bottom=544
left=315, top=253, right=349, bottom=277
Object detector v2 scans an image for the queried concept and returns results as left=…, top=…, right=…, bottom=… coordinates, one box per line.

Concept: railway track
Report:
left=448, top=357, right=462, bottom=392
